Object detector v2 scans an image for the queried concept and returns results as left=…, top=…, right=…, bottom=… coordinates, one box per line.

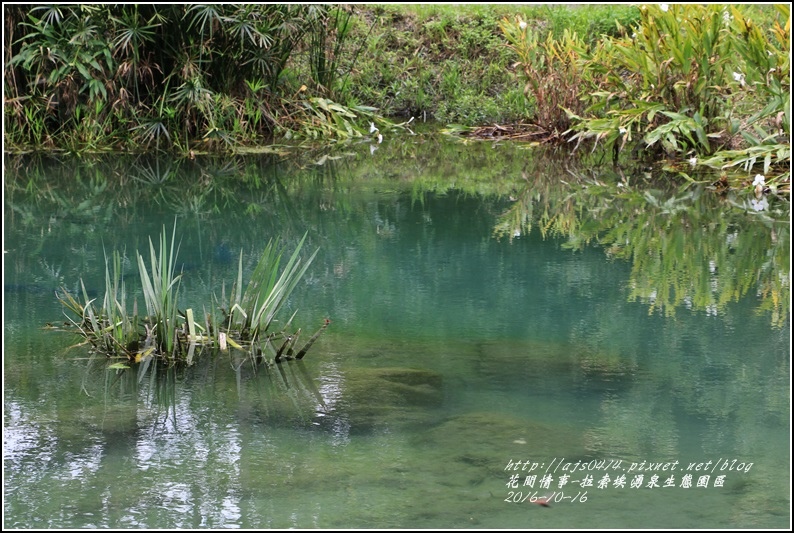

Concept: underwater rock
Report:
left=340, top=367, right=443, bottom=406
left=474, top=340, right=638, bottom=398
left=414, top=411, right=588, bottom=485
left=326, top=367, right=444, bottom=433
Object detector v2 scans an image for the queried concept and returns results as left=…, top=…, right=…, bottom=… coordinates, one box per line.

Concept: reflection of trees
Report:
left=487, top=160, right=790, bottom=508
left=5, top=144, right=789, bottom=328
left=5, top=144, right=790, bottom=527
left=490, top=166, right=791, bottom=517
left=3, top=141, right=525, bottom=321
left=495, top=168, right=790, bottom=328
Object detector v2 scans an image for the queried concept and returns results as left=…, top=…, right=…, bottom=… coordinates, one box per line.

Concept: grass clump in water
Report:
left=56, top=223, right=327, bottom=369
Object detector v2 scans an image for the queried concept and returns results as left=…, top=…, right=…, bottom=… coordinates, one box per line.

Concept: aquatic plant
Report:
left=220, top=233, right=319, bottom=349
left=56, top=224, right=327, bottom=368
left=137, top=223, right=183, bottom=356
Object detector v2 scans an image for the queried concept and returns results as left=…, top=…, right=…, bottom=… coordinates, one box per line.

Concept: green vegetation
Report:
left=4, top=4, right=388, bottom=152
left=55, top=223, right=326, bottom=368
left=4, top=4, right=788, bottom=191
left=3, top=3, right=638, bottom=153
left=333, top=3, right=640, bottom=126
left=494, top=164, right=790, bottom=329
left=500, top=4, right=790, bottom=189
left=5, top=143, right=788, bottom=329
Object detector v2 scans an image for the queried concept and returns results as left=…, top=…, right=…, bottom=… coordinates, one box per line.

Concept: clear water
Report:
left=3, top=139, right=790, bottom=529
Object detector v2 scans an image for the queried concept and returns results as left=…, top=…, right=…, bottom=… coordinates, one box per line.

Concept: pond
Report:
left=3, top=135, right=790, bottom=529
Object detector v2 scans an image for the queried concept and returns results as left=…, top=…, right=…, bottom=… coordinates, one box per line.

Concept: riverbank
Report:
left=3, top=4, right=789, bottom=195
left=0, top=4, right=642, bottom=153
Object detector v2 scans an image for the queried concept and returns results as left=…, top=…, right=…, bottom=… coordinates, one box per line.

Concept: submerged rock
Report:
left=325, top=367, right=444, bottom=433
left=414, top=411, right=589, bottom=485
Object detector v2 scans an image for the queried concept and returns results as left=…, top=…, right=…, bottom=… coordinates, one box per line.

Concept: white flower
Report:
left=732, top=71, right=745, bottom=86
left=752, top=174, right=765, bottom=187
left=660, top=4, right=669, bottom=12
left=751, top=197, right=768, bottom=212
left=370, top=122, right=378, bottom=133
left=377, top=133, right=383, bottom=144
left=619, top=126, right=627, bottom=135
left=689, top=156, right=697, bottom=167
left=519, top=20, right=527, bottom=30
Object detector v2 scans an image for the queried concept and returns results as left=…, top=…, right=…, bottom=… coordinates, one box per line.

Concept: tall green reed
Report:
left=223, top=233, right=318, bottom=345
left=137, top=223, right=183, bottom=358
left=57, top=223, right=326, bottom=368
left=56, top=248, right=138, bottom=358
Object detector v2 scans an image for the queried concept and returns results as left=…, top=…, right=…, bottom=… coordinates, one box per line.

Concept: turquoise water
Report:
left=3, top=140, right=790, bottom=529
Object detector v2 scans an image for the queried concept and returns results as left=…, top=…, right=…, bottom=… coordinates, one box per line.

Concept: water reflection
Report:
left=5, top=146, right=788, bottom=327
left=3, top=141, right=790, bottom=529
left=494, top=166, right=789, bottom=327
